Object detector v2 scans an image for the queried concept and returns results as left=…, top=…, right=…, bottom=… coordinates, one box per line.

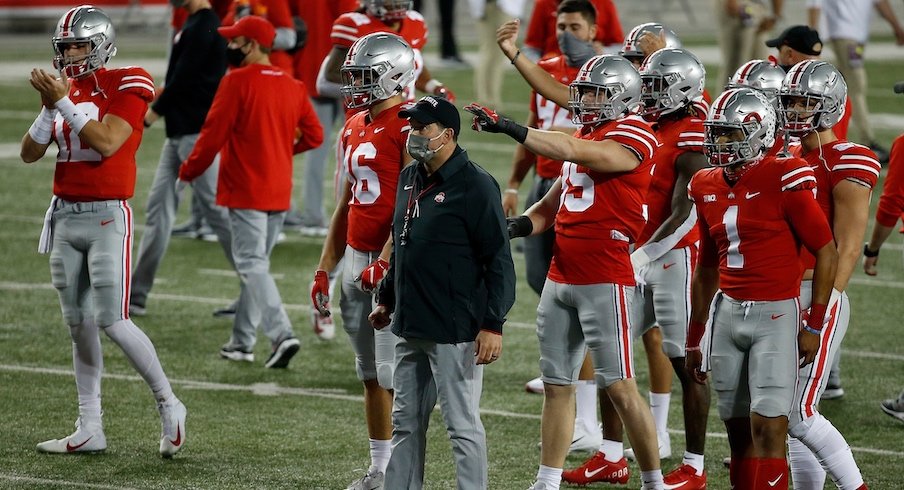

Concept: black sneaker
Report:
left=869, top=141, right=890, bottom=165
left=219, top=344, right=253, bottom=362
left=265, top=337, right=300, bottom=368
left=212, top=304, right=237, bottom=318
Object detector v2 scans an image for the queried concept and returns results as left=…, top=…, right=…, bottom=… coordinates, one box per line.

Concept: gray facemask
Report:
left=406, top=131, right=447, bottom=162
left=557, top=30, right=596, bottom=68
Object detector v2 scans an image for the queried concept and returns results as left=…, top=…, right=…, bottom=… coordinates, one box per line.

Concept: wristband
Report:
left=687, top=320, right=706, bottom=349
left=807, top=302, right=827, bottom=332
left=28, top=107, right=57, bottom=145
left=685, top=346, right=701, bottom=352
left=506, top=215, right=533, bottom=239
left=503, top=119, right=529, bottom=144
left=424, top=79, right=442, bottom=93
left=504, top=189, right=519, bottom=195
left=863, top=243, right=879, bottom=258
left=511, top=49, right=521, bottom=65
left=802, top=324, right=821, bottom=335
left=54, top=96, right=91, bottom=135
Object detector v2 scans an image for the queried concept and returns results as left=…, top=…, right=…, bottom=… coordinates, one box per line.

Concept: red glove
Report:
left=311, top=270, right=330, bottom=316
left=433, top=84, right=456, bottom=103
left=356, top=257, right=389, bottom=292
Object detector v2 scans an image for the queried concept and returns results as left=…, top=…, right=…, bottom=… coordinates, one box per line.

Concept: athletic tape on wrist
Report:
left=54, top=96, right=90, bottom=135
left=28, top=107, right=57, bottom=145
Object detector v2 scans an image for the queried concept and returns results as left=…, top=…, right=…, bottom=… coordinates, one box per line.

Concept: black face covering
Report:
left=225, top=42, right=250, bottom=67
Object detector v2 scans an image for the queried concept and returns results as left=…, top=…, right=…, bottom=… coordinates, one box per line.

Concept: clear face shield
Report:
left=569, top=82, right=620, bottom=125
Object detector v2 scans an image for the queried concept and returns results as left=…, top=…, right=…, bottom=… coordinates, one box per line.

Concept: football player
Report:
left=864, top=134, right=904, bottom=276
left=686, top=88, right=838, bottom=490
left=780, top=60, right=874, bottom=490
left=623, top=47, right=711, bottom=490
left=20, top=5, right=186, bottom=457
left=310, top=32, right=415, bottom=490
left=726, top=59, right=789, bottom=157
left=467, top=54, right=664, bottom=490
left=502, top=0, right=602, bottom=452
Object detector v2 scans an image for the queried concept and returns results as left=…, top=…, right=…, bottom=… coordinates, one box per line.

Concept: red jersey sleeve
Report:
left=688, top=175, right=720, bottom=268
left=293, top=82, right=324, bottom=154
left=606, top=115, right=658, bottom=163
left=106, top=68, right=155, bottom=130
left=180, top=72, right=238, bottom=181
left=331, top=12, right=368, bottom=48
left=830, top=142, right=881, bottom=189
left=877, top=135, right=904, bottom=227
left=115, top=67, right=156, bottom=103
left=403, top=11, right=429, bottom=48
left=780, top=159, right=833, bottom=253
left=675, top=118, right=705, bottom=155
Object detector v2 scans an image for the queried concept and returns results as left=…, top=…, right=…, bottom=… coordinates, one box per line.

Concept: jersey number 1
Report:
left=722, top=205, right=744, bottom=269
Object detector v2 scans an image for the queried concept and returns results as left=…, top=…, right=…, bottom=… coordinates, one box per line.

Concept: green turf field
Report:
left=0, top=38, right=902, bottom=489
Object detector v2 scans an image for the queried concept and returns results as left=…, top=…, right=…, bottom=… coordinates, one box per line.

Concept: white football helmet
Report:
left=363, top=0, right=412, bottom=22
left=620, top=23, right=682, bottom=62
left=780, top=60, right=847, bottom=135
left=52, top=5, right=117, bottom=79
left=638, top=48, right=705, bottom=117
left=727, top=60, right=786, bottom=115
left=569, top=55, right=642, bottom=125
left=704, top=88, right=777, bottom=167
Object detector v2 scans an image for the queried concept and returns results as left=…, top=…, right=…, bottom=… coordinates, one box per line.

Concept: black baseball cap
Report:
left=766, top=25, right=823, bottom=56
left=399, top=96, right=460, bottom=137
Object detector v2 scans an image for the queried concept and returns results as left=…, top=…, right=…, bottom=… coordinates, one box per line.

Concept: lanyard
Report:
left=399, top=171, right=437, bottom=246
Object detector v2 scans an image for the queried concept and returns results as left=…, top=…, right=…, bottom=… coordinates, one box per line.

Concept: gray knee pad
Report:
left=788, top=414, right=817, bottom=439
left=88, top=252, right=119, bottom=327
left=377, top=363, right=394, bottom=390
left=50, top=255, right=82, bottom=326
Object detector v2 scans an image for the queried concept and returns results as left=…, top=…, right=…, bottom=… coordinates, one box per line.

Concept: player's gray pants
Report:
left=228, top=208, right=293, bottom=349
left=791, top=281, right=850, bottom=426
left=131, top=134, right=232, bottom=307
left=523, top=176, right=556, bottom=295
left=386, top=338, right=487, bottom=490
left=341, top=245, right=398, bottom=388
left=632, top=246, right=694, bottom=358
left=299, top=97, right=342, bottom=227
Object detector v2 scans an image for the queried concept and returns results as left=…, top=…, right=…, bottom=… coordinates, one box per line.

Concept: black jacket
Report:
left=152, top=8, right=226, bottom=138
left=377, top=147, right=516, bottom=344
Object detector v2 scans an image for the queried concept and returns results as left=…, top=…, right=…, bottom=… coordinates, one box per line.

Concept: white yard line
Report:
left=0, top=475, right=139, bottom=490
left=2, top=363, right=902, bottom=459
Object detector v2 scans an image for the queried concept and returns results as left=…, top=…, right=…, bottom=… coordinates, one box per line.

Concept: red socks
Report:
left=730, top=458, right=759, bottom=490
left=754, top=458, right=788, bottom=490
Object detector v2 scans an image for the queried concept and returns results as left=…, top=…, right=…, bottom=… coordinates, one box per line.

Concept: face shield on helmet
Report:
left=638, top=48, right=705, bottom=117
left=52, top=6, right=117, bottom=79
left=619, top=22, right=681, bottom=66
left=340, top=32, right=416, bottom=109
left=780, top=60, right=847, bottom=136
left=363, top=0, right=413, bottom=22
left=704, top=88, right=776, bottom=167
left=569, top=55, right=642, bottom=125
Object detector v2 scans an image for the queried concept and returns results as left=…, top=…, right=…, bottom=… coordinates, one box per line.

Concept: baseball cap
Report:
left=766, top=25, right=822, bottom=56
left=399, top=96, right=460, bottom=136
left=218, top=15, right=275, bottom=49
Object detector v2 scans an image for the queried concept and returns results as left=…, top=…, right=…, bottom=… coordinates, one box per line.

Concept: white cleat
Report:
left=158, top=398, right=187, bottom=458
left=569, top=421, right=602, bottom=453
left=346, top=467, right=384, bottom=490
left=36, top=417, right=106, bottom=454
left=524, top=376, right=544, bottom=394
left=624, top=431, right=671, bottom=461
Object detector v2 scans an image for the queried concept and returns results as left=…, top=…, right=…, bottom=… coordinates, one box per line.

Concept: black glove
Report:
left=464, top=103, right=528, bottom=143
left=506, top=215, right=533, bottom=239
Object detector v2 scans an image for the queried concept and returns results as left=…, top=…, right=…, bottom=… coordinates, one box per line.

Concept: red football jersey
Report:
left=529, top=56, right=580, bottom=179
left=548, top=115, right=658, bottom=286
left=52, top=67, right=154, bottom=201
left=340, top=102, right=410, bottom=251
left=798, top=140, right=881, bottom=269
left=292, top=0, right=358, bottom=95
left=876, top=134, right=904, bottom=227
left=689, top=157, right=833, bottom=301
left=635, top=114, right=705, bottom=248
left=525, top=0, right=624, bottom=57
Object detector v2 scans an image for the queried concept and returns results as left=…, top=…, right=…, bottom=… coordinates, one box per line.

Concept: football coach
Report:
left=369, top=95, right=516, bottom=489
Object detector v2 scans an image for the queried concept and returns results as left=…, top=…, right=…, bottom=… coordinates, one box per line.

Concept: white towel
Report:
left=700, top=291, right=723, bottom=372
left=37, top=196, right=58, bottom=254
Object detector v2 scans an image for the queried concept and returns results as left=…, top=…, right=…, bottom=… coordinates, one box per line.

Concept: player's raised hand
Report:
left=30, top=69, right=69, bottom=105
left=465, top=103, right=529, bottom=143
left=496, top=19, right=520, bottom=58
left=311, top=270, right=331, bottom=316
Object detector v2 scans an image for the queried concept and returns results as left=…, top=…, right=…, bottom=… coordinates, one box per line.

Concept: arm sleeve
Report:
left=153, top=14, right=222, bottom=116
left=179, top=74, right=237, bottom=181
left=293, top=85, right=324, bottom=154
left=469, top=173, right=516, bottom=334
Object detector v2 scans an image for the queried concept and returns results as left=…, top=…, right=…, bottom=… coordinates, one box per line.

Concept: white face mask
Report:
left=406, top=130, right=447, bottom=162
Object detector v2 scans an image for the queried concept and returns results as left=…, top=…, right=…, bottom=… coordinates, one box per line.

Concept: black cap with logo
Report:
left=766, top=25, right=823, bottom=56
left=399, top=96, right=461, bottom=136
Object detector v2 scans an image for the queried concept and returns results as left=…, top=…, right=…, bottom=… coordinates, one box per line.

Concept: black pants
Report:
left=523, top=176, right=556, bottom=296
left=414, top=0, right=459, bottom=58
